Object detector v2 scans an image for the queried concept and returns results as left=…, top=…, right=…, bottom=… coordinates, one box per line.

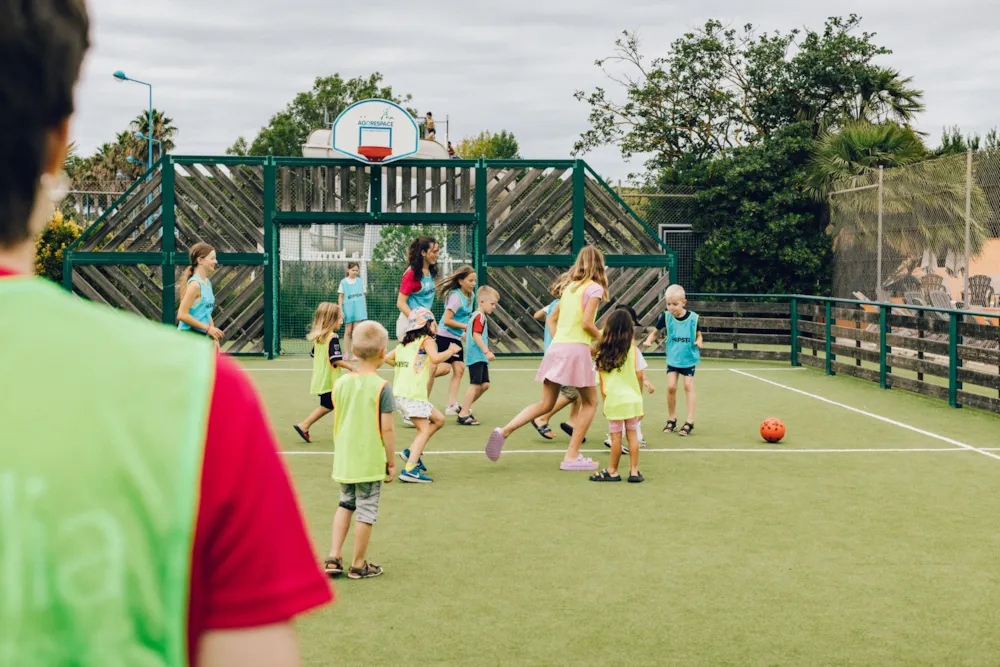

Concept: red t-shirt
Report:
left=399, top=267, right=423, bottom=296
left=471, top=312, right=486, bottom=335
left=0, top=266, right=333, bottom=665
left=188, top=355, right=333, bottom=662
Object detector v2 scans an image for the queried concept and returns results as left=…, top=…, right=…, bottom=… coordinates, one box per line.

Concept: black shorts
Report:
left=667, top=365, right=696, bottom=377
left=319, top=392, right=333, bottom=410
left=182, top=327, right=208, bottom=336
left=468, top=362, right=490, bottom=385
left=436, top=335, right=464, bottom=363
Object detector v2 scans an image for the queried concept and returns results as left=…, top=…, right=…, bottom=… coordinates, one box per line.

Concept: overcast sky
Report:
left=73, top=0, right=1000, bottom=181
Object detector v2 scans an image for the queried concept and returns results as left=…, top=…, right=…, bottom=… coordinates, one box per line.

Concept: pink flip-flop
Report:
left=485, top=428, right=505, bottom=461
left=560, top=454, right=598, bottom=471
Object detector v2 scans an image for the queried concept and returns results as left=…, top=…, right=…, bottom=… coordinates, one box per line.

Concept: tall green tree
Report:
left=232, top=73, right=415, bottom=157
left=690, top=123, right=833, bottom=294
left=573, top=15, right=921, bottom=174
left=455, top=130, right=520, bottom=159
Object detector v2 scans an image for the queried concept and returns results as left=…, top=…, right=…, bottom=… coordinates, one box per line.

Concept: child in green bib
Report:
left=591, top=309, right=655, bottom=483
left=324, top=321, right=396, bottom=579
left=294, top=303, right=355, bottom=443
left=383, top=308, right=460, bottom=483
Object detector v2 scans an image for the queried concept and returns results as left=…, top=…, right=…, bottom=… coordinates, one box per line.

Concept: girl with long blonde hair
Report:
left=293, top=302, right=356, bottom=443
left=486, top=246, right=609, bottom=470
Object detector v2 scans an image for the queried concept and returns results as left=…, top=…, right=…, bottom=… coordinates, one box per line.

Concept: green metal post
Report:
left=824, top=299, right=834, bottom=375
left=571, top=159, right=585, bottom=254
left=789, top=297, right=800, bottom=366
left=263, top=157, right=276, bottom=359
left=475, top=161, right=488, bottom=287
left=62, top=253, right=72, bottom=292
left=879, top=305, right=890, bottom=389
left=369, top=164, right=382, bottom=216
left=160, top=157, right=176, bottom=324
left=948, top=312, right=962, bottom=408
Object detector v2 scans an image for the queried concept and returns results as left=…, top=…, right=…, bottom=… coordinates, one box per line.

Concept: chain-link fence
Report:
left=277, top=222, right=476, bottom=354
left=829, top=149, right=1000, bottom=307
left=615, top=185, right=702, bottom=288
left=66, top=181, right=129, bottom=226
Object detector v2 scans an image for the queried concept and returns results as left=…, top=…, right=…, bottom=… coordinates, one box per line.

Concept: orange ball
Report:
left=760, top=418, right=785, bottom=443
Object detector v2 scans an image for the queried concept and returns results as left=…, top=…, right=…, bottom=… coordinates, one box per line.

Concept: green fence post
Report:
left=475, top=161, right=488, bottom=287
left=789, top=297, right=800, bottom=366
left=62, top=253, right=72, bottom=292
left=948, top=312, right=962, bottom=408
left=824, top=299, right=834, bottom=375
left=263, top=157, right=276, bottom=359
left=879, top=305, right=890, bottom=389
left=160, top=157, right=176, bottom=325
left=571, top=159, right=585, bottom=254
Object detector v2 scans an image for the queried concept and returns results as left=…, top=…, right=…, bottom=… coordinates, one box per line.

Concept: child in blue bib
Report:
left=644, top=284, right=703, bottom=437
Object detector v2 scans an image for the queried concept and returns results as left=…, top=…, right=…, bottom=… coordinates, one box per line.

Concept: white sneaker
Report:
left=445, top=403, right=461, bottom=416
left=402, top=415, right=415, bottom=428
left=604, top=434, right=631, bottom=455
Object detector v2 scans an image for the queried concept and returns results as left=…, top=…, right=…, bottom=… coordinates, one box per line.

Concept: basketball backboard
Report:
left=331, top=99, right=419, bottom=164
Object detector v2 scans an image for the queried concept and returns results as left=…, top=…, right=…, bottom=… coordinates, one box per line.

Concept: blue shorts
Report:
left=667, top=365, right=696, bottom=377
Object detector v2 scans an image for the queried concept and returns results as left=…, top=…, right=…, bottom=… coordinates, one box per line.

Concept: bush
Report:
left=35, top=211, right=82, bottom=283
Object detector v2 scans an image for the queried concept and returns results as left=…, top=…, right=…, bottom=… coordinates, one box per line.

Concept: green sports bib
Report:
left=0, top=276, right=213, bottom=667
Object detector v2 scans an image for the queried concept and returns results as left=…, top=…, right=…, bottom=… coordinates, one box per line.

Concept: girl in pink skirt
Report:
left=486, top=246, right=608, bottom=470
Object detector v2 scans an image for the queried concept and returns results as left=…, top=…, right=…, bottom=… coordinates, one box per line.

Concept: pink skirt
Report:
left=535, top=342, right=596, bottom=387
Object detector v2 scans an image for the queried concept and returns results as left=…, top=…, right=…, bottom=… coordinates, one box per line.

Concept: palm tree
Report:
left=131, top=109, right=177, bottom=161
left=851, top=67, right=924, bottom=126
left=805, top=121, right=927, bottom=200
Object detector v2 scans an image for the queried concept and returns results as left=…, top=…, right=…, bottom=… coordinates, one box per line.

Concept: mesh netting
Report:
left=277, top=222, right=477, bottom=353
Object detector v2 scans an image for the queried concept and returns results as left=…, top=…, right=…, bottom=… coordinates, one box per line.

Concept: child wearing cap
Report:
left=383, top=307, right=460, bottom=483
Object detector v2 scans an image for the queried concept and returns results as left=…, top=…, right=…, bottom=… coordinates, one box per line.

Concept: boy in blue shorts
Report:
left=644, top=284, right=702, bottom=436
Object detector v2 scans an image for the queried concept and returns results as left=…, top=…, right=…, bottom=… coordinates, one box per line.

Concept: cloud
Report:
left=74, top=0, right=1000, bottom=180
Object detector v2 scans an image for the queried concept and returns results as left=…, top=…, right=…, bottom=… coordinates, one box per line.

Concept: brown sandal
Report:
left=347, top=561, right=384, bottom=579
left=323, top=557, right=343, bottom=576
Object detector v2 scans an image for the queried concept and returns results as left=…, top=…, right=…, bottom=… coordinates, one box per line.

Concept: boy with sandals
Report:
left=324, top=322, right=396, bottom=579
left=643, top=285, right=702, bottom=436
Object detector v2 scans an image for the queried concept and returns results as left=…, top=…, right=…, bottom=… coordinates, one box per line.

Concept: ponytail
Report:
left=178, top=242, right=214, bottom=297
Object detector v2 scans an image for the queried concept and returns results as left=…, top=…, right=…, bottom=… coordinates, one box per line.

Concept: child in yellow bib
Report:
left=384, top=307, right=460, bottom=483
left=591, top=309, right=655, bottom=483
left=295, top=303, right=355, bottom=443
left=486, top=247, right=608, bottom=471
left=325, top=321, right=396, bottom=580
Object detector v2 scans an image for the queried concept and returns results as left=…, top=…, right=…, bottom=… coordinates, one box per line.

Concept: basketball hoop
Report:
left=357, top=145, right=392, bottom=162
left=331, top=100, right=418, bottom=164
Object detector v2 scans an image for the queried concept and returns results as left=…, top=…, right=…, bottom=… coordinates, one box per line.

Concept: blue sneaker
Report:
left=399, top=467, right=433, bottom=483
left=400, top=449, right=427, bottom=472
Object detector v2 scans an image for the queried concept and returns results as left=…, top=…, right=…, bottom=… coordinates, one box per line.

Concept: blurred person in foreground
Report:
left=0, top=1, right=332, bottom=665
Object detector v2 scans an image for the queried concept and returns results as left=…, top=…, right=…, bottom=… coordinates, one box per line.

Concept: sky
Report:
left=74, top=0, right=1000, bottom=182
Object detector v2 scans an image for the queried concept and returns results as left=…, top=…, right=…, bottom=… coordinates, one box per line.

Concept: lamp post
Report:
left=134, top=131, right=162, bottom=163
left=113, top=70, right=153, bottom=170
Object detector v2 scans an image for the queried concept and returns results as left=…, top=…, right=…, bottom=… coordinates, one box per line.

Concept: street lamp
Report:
left=135, top=131, right=162, bottom=162
left=113, top=70, right=153, bottom=171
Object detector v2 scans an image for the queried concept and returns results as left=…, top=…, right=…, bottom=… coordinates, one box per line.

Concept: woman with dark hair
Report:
left=395, top=235, right=440, bottom=341
left=177, top=242, right=223, bottom=347
left=0, top=2, right=330, bottom=664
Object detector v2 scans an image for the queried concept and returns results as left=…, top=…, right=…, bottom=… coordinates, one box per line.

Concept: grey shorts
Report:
left=339, top=481, right=382, bottom=524
left=560, top=385, right=580, bottom=401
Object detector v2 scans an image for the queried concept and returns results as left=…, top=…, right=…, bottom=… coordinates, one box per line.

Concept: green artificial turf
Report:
left=241, top=357, right=1000, bottom=667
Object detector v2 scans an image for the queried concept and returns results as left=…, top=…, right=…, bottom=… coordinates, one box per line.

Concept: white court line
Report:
left=730, top=369, right=1000, bottom=462
left=246, top=367, right=808, bottom=372
left=282, top=447, right=965, bottom=456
